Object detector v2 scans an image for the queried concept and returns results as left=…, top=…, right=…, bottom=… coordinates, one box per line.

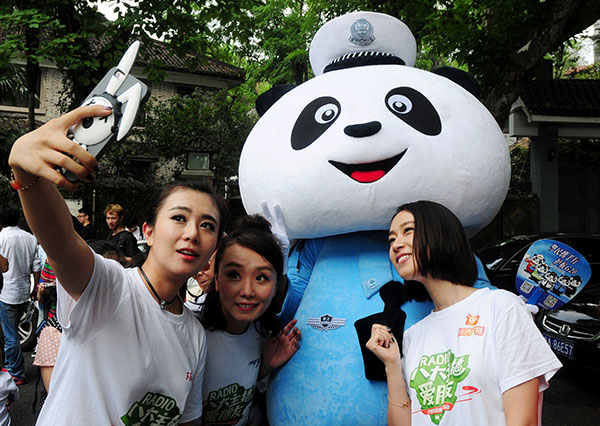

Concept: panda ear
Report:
left=256, top=84, right=296, bottom=117
left=433, top=67, right=481, bottom=100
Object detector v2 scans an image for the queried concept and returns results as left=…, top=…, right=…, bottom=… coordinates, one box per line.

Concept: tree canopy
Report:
left=200, top=0, right=599, bottom=125
left=0, top=0, right=224, bottom=128
left=2, top=1, right=597, bottom=127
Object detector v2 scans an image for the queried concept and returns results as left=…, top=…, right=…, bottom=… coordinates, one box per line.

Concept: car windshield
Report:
left=477, top=238, right=533, bottom=270
left=566, top=282, right=600, bottom=319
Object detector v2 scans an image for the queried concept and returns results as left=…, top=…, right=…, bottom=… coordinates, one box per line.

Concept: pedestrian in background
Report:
left=0, top=203, right=41, bottom=386
left=105, top=203, right=140, bottom=260
left=76, top=208, right=95, bottom=241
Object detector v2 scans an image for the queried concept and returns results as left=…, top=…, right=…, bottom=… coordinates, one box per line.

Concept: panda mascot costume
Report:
left=239, top=11, right=510, bottom=426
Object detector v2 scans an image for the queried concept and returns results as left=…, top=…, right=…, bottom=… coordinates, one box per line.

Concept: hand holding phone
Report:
left=65, top=41, right=150, bottom=182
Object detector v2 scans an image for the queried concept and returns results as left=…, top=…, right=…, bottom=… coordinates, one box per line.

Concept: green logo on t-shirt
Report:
left=202, top=382, right=255, bottom=425
left=121, top=392, right=181, bottom=426
left=409, top=350, right=470, bottom=425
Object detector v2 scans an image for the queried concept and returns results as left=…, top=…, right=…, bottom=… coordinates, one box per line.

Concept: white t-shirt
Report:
left=402, top=288, right=561, bottom=426
left=0, top=370, right=18, bottom=426
left=0, top=226, right=41, bottom=304
left=201, top=325, right=266, bottom=426
left=36, top=251, right=207, bottom=425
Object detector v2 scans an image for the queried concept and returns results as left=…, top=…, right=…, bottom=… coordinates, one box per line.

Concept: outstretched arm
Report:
left=8, top=105, right=112, bottom=300
left=367, top=324, right=411, bottom=426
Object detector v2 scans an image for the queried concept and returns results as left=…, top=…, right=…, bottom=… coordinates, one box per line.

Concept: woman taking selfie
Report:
left=200, top=215, right=300, bottom=426
left=9, top=105, right=227, bottom=425
left=367, top=200, right=561, bottom=426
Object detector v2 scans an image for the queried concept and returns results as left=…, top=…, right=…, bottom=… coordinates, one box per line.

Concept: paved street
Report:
left=7, top=349, right=600, bottom=425
left=8, top=349, right=39, bottom=425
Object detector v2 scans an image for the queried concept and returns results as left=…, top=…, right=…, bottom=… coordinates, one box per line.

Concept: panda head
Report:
left=570, top=276, right=582, bottom=287
left=239, top=12, right=510, bottom=240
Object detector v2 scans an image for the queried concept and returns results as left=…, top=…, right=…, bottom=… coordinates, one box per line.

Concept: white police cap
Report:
left=309, top=11, right=417, bottom=76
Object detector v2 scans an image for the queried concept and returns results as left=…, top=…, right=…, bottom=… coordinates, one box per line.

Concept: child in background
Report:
left=33, top=259, right=58, bottom=402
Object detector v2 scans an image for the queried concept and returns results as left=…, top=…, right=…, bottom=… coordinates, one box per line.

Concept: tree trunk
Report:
left=25, top=59, right=39, bottom=132
left=24, top=5, right=40, bottom=132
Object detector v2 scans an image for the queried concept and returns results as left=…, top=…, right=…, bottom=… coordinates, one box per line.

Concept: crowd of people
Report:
left=0, top=104, right=561, bottom=426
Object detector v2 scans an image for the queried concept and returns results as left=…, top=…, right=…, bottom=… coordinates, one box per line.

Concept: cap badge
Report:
left=349, top=19, right=375, bottom=46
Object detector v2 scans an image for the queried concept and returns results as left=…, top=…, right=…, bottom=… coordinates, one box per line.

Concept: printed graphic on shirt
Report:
left=465, top=314, right=479, bottom=326
left=409, top=350, right=471, bottom=425
left=202, top=383, right=255, bottom=425
left=458, top=314, right=485, bottom=337
left=121, top=392, right=182, bottom=426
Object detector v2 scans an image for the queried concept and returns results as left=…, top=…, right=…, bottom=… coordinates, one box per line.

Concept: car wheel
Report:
left=19, top=305, right=38, bottom=352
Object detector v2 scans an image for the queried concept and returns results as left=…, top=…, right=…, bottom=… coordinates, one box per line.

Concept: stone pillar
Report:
left=594, top=20, right=600, bottom=63
left=530, top=128, right=559, bottom=232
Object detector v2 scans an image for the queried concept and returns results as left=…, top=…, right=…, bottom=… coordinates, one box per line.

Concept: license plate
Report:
left=543, top=334, right=574, bottom=359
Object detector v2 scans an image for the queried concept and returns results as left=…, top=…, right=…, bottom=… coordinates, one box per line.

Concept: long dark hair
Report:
left=395, top=201, right=477, bottom=287
left=201, top=214, right=284, bottom=337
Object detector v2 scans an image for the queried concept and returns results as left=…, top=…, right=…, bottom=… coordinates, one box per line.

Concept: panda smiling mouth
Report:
left=329, top=150, right=407, bottom=183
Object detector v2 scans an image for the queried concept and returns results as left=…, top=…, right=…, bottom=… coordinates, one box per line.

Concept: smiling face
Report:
left=240, top=65, right=510, bottom=239
left=215, top=244, right=277, bottom=334
left=388, top=210, right=421, bottom=281
left=143, top=188, right=220, bottom=282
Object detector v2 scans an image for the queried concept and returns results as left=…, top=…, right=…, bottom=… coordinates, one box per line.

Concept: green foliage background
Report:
left=0, top=0, right=599, bottom=228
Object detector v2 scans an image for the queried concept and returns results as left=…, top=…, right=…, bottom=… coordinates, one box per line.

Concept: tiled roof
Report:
left=0, top=28, right=244, bottom=82
left=519, top=79, right=600, bottom=117
left=91, top=36, right=245, bottom=82
left=139, top=39, right=245, bottom=81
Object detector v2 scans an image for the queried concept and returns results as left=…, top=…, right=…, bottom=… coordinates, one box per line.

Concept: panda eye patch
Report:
left=291, top=96, right=341, bottom=150
left=385, top=87, right=441, bottom=136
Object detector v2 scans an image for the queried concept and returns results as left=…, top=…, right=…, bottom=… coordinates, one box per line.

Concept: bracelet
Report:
left=10, top=170, right=39, bottom=191
left=388, top=396, right=410, bottom=408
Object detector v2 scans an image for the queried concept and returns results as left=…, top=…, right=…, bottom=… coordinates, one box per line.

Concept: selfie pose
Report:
left=367, top=201, right=562, bottom=426
left=9, top=105, right=227, bottom=425
left=200, top=215, right=300, bottom=426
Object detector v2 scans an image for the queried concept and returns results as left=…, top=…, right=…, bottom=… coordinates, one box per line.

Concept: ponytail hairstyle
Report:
left=201, top=214, right=284, bottom=337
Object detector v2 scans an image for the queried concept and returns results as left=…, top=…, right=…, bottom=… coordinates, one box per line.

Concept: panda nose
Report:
left=344, top=121, right=382, bottom=138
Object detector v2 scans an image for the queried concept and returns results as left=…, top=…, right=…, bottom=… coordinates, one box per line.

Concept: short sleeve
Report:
left=57, top=250, right=126, bottom=344
left=32, top=242, right=42, bottom=272
left=494, top=297, right=562, bottom=393
left=180, top=326, right=208, bottom=423
left=0, top=235, right=7, bottom=256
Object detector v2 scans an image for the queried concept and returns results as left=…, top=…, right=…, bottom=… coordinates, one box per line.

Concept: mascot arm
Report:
left=277, top=238, right=324, bottom=324
left=474, top=255, right=494, bottom=289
